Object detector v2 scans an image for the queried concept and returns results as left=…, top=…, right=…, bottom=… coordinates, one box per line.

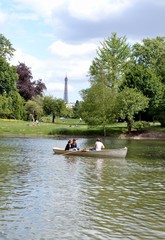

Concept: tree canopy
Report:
left=80, top=69, right=117, bottom=135
left=0, top=56, right=18, bottom=94
left=0, top=34, right=15, bottom=60
left=89, top=32, right=131, bottom=90
left=43, top=96, right=66, bottom=123
left=116, top=87, right=149, bottom=133
left=25, top=98, right=43, bottom=121
left=80, top=33, right=165, bottom=131
left=16, top=62, right=47, bottom=101
left=0, top=34, right=47, bottom=120
left=121, top=64, right=163, bottom=114
left=133, top=36, right=165, bottom=84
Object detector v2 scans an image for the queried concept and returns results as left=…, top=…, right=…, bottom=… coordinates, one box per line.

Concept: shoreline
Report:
left=121, top=131, right=165, bottom=140
left=0, top=131, right=165, bottom=140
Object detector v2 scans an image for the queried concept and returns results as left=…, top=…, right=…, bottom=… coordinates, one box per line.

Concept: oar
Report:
left=62, top=150, right=81, bottom=155
left=62, top=151, right=74, bottom=155
left=62, top=148, right=91, bottom=155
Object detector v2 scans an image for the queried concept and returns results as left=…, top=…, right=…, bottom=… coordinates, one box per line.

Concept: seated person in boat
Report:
left=71, top=139, right=79, bottom=151
left=90, top=138, right=105, bottom=151
left=65, top=140, right=72, bottom=151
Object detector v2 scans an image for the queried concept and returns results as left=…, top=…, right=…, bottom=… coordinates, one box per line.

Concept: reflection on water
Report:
left=0, top=137, right=165, bottom=240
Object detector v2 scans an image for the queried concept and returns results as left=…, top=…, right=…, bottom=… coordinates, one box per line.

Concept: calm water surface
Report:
left=0, top=137, right=165, bottom=240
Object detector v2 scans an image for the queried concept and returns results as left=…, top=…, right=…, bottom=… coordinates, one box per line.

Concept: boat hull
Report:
left=53, top=147, right=128, bottom=158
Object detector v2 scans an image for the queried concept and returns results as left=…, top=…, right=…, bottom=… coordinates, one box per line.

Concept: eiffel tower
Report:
left=64, top=76, right=68, bottom=104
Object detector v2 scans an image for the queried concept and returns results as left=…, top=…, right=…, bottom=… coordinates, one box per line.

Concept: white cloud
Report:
left=10, top=49, right=43, bottom=70
left=13, top=0, right=65, bottom=18
left=69, top=0, right=134, bottom=21
left=49, top=40, right=97, bottom=57
left=0, top=11, right=8, bottom=23
left=14, top=13, right=39, bottom=21
left=13, top=0, right=135, bottom=23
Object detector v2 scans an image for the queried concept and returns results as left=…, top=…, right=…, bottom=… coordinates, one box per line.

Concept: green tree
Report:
left=133, top=36, right=165, bottom=84
left=72, top=100, right=81, bottom=118
left=122, top=36, right=165, bottom=124
left=80, top=34, right=131, bottom=134
left=8, top=91, right=25, bottom=119
left=0, top=92, right=24, bottom=119
left=80, top=71, right=116, bottom=136
left=89, top=32, right=131, bottom=90
left=25, top=99, right=43, bottom=121
left=32, top=95, right=44, bottom=108
left=0, top=56, right=18, bottom=94
left=0, top=34, right=15, bottom=60
left=0, top=56, right=25, bottom=119
left=43, top=96, right=66, bottom=123
left=156, top=89, right=165, bottom=126
left=116, top=88, right=149, bottom=133
left=0, top=93, right=12, bottom=118
left=121, top=64, right=163, bottom=117
left=63, top=106, right=73, bottom=118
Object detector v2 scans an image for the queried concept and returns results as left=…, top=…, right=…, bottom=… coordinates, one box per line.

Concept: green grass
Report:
left=0, top=118, right=127, bottom=136
left=0, top=119, right=55, bottom=135
left=0, top=118, right=164, bottom=137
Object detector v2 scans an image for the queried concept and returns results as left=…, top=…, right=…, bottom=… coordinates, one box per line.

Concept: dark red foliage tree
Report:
left=34, top=79, right=47, bottom=96
left=16, top=63, right=47, bottom=101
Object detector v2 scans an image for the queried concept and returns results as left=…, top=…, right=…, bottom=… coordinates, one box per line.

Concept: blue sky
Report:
left=0, top=0, right=165, bottom=102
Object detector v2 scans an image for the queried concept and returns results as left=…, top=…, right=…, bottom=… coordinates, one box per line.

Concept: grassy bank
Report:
left=0, top=118, right=127, bottom=137
left=0, top=118, right=164, bottom=138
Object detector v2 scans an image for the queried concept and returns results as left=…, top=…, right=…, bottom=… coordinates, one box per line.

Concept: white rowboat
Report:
left=53, top=147, right=128, bottom=158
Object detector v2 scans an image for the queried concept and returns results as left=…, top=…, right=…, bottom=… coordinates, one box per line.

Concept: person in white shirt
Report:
left=90, top=138, right=105, bottom=151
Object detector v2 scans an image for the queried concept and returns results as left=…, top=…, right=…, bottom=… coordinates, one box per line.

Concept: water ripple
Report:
left=0, top=138, right=165, bottom=239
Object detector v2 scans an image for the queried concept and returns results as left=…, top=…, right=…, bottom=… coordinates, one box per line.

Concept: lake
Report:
left=0, top=137, right=165, bottom=240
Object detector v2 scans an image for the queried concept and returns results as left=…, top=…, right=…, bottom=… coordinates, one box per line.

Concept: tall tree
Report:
left=72, top=100, right=81, bottom=118
left=133, top=36, right=165, bottom=84
left=80, top=70, right=116, bottom=136
left=16, top=62, right=47, bottom=101
left=0, top=57, right=25, bottom=119
left=0, top=34, right=15, bottom=60
left=80, top=33, right=131, bottom=134
left=8, top=91, right=25, bottom=119
left=122, top=36, right=165, bottom=124
left=89, top=32, right=131, bottom=90
left=0, top=91, right=25, bottom=119
left=34, top=79, right=47, bottom=96
left=16, top=62, right=34, bottom=100
left=0, top=93, right=12, bottom=118
left=0, top=57, right=18, bottom=94
left=156, top=89, right=165, bottom=127
left=121, top=64, right=163, bottom=116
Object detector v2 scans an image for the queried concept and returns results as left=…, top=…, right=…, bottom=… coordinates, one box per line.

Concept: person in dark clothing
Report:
left=71, top=139, right=77, bottom=148
left=65, top=140, right=72, bottom=151
left=71, top=139, right=79, bottom=150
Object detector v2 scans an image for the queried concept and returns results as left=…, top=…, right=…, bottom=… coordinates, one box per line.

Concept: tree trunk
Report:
left=52, top=113, right=55, bottom=123
left=103, top=126, right=106, bottom=137
left=126, top=118, right=132, bottom=134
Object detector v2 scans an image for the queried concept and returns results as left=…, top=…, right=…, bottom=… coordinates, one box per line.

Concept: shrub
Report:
left=132, top=121, right=150, bottom=131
